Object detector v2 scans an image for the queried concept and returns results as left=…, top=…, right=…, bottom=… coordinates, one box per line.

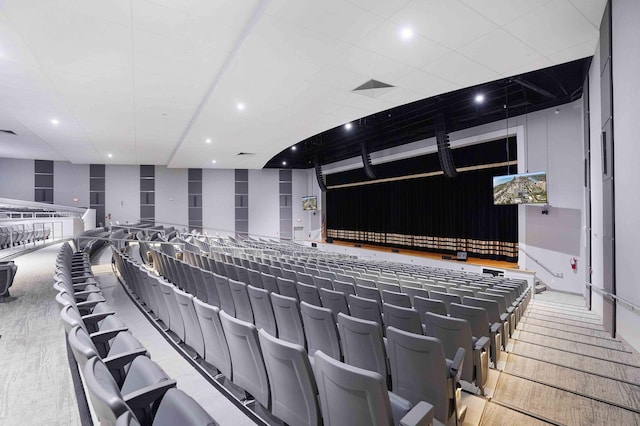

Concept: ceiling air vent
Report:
left=237, top=152, right=256, bottom=156
left=352, top=79, right=395, bottom=98
left=0, top=130, right=17, bottom=135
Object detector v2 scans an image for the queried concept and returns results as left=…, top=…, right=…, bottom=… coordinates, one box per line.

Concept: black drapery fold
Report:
left=326, top=166, right=518, bottom=261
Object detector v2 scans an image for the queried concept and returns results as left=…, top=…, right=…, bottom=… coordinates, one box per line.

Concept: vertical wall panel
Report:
left=34, top=159, right=54, bottom=203
left=90, top=164, right=105, bottom=226
left=235, top=169, right=248, bottom=235
left=188, top=168, right=203, bottom=232
left=140, top=165, right=155, bottom=223
left=279, top=169, right=292, bottom=239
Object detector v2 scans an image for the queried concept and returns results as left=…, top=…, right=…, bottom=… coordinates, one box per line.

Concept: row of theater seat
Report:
left=163, top=244, right=527, bottom=373
left=0, top=225, right=51, bottom=249
left=114, top=247, right=440, bottom=425
left=55, top=242, right=216, bottom=426
left=121, top=240, right=526, bottom=425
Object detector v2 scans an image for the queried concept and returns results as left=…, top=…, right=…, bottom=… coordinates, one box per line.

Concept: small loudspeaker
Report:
left=442, top=255, right=452, bottom=260
left=311, top=242, right=317, bottom=248
left=326, top=237, right=333, bottom=243
left=354, top=244, right=362, bottom=248
left=391, top=248, right=399, bottom=253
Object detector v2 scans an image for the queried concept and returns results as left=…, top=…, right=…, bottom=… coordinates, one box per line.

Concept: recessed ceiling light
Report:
left=50, top=119, right=59, bottom=125
left=291, top=146, right=297, bottom=151
left=400, top=26, right=414, bottom=41
left=206, top=138, right=212, bottom=144
left=211, top=160, right=217, bottom=164
left=107, top=153, right=113, bottom=158
left=474, top=94, right=485, bottom=104
left=282, top=161, right=287, bottom=166
left=344, top=123, right=353, bottom=130
left=554, top=108, right=560, bottom=114
left=237, top=103, right=245, bottom=111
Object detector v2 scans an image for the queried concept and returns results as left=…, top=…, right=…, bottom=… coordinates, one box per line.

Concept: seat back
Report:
left=354, top=277, right=376, bottom=288
left=296, top=272, right=315, bottom=286
left=282, top=268, right=298, bottom=282
left=381, top=290, right=411, bottom=308
left=260, top=272, right=279, bottom=294
left=276, top=277, right=299, bottom=300
left=424, top=312, right=473, bottom=383
left=429, top=291, right=462, bottom=315
left=258, top=330, right=320, bottom=426
left=312, top=351, right=393, bottom=426
left=355, top=285, right=383, bottom=311
left=296, top=282, right=322, bottom=307
left=172, top=287, right=205, bottom=357
left=332, top=280, right=356, bottom=297
left=386, top=327, right=451, bottom=424
left=337, top=313, right=387, bottom=379
left=84, top=357, right=128, bottom=425
left=192, top=299, right=232, bottom=378
left=219, top=311, right=270, bottom=408
left=413, top=296, right=448, bottom=325
left=462, top=296, right=501, bottom=324
left=270, top=292, right=305, bottom=347
left=213, top=273, right=236, bottom=317
left=347, top=294, right=383, bottom=329
left=247, top=285, right=278, bottom=337
left=149, top=388, right=216, bottom=426
left=448, top=287, right=475, bottom=299
left=319, top=287, right=350, bottom=322
left=158, top=281, right=186, bottom=341
left=379, top=282, right=401, bottom=293
left=403, top=287, right=431, bottom=306
left=450, top=303, right=490, bottom=340
left=300, top=302, right=341, bottom=361
left=228, top=279, right=254, bottom=323
left=247, top=268, right=263, bottom=289
left=313, top=276, right=333, bottom=291
left=200, top=270, right=220, bottom=307
left=383, top=303, right=423, bottom=335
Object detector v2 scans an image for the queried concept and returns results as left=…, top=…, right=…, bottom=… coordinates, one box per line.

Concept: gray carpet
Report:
left=0, top=243, right=81, bottom=426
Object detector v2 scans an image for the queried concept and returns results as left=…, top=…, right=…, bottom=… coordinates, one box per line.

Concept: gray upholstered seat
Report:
left=312, top=350, right=434, bottom=426
left=429, top=291, right=462, bottom=315
left=347, top=294, right=384, bottom=329
left=84, top=355, right=177, bottom=426
left=0, top=261, right=17, bottom=302
left=313, top=275, right=333, bottom=291
left=424, top=312, right=490, bottom=395
left=296, top=282, right=322, bottom=307
left=213, top=273, right=236, bottom=317
left=337, top=313, right=388, bottom=382
left=462, top=296, right=508, bottom=348
left=413, top=296, right=448, bottom=326
left=333, top=280, right=356, bottom=297
left=158, top=280, right=186, bottom=341
left=192, top=299, right=232, bottom=379
left=260, top=272, right=280, bottom=294
left=319, top=287, right=350, bottom=322
left=219, top=311, right=270, bottom=409
left=403, top=287, right=431, bottom=306
left=270, top=292, right=306, bottom=347
left=247, top=285, right=278, bottom=337
left=296, top=271, right=315, bottom=286
left=258, top=329, right=320, bottom=426
left=382, top=290, right=412, bottom=308
left=276, top=276, right=299, bottom=300
left=300, top=301, right=342, bottom=361
left=172, top=287, right=205, bottom=357
left=356, top=284, right=383, bottom=311
left=450, top=302, right=502, bottom=365
left=477, top=291, right=513, bottom=337
left=228, top=279, right=254, bottom=323
left=386, top=327, right=466, bottom=425
left=383, top=303, right=424, bottom=335
left=247, top=268, right=264, bottom=289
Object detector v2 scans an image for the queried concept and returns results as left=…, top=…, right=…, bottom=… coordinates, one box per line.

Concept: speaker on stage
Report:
left=311, top=242, right=317, bottom=247
left=326, top=237, right=333, bottom=243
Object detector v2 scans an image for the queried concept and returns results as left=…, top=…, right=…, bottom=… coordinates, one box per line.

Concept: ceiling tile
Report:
left=422, top=51, right=500, bottom=87
left=568, top=0, right=607, bottom=28
left=457, top=28, right=544, bottom=76
left=459, top=0, right=552, bottom=26
left=390, top=0, right=498, bottom=50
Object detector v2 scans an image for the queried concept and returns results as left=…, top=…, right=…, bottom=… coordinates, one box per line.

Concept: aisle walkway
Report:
left=481, top=291, right=640, bottom=425
left=0, top=243, right=81, bottom=426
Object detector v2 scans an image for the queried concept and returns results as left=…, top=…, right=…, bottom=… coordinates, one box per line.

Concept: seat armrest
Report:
left=122, top=380, right=177, bottom=411
left=81, top=310, right=116, bottom=325
left=474, top=336, right=491, bottom=352
left=90, top=327, right=129, bottom=344
left=399, top=401, right=435, bottom=426
left=450, top=347, right=465, bottom=379
left=104, top=350, right=149, bottom=371
left=500, top=313, right=509, bottom=322
left=76, top=298, right=106, bottom=309
left=490, top=322, right=502, bottom=334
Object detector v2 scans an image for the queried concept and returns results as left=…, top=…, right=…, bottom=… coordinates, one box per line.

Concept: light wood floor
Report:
left=480, top=292, right=640, bottom=425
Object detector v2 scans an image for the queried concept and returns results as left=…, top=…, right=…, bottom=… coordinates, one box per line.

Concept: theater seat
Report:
left=312, top=350, right=434, bottom=426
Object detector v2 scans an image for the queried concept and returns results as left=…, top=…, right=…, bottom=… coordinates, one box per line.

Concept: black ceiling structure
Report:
left=265, top=57, right=592, bottom=170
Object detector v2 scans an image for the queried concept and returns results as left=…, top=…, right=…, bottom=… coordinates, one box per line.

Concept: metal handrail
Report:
left=585, top=281, right=640, bottom=313
left=518, top=247, right=564, bottom=278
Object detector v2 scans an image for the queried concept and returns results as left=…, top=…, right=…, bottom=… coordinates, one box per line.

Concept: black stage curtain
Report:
left=326, top=166, right=518, bottom=261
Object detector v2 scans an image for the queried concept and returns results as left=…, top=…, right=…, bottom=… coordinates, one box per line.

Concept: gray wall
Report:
left=202, top=169, right=235, bottom=236
left=0, top=158, right=34, bottom=201
left=54, top=161, right=90, bottom=207
left=612, top=0, right=640, bottom=352
left=105, top=165, right=140, bottom=225
left=248, top=169, right=280, bottom=238
left=155, top=166, right=188, bottom=228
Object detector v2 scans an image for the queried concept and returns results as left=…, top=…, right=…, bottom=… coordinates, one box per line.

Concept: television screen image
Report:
left=493, top=171, right=547, bottom=205
left=302, top=196, right=318, bottom=211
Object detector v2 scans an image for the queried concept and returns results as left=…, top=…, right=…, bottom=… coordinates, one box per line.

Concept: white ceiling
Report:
left=0, top=0, right=606, bottom=169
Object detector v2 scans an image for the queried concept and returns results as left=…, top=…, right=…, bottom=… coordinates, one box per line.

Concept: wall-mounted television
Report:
left=302, top=196, right=318, bottom=211
left=493, top=171, right=547, bottom=205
